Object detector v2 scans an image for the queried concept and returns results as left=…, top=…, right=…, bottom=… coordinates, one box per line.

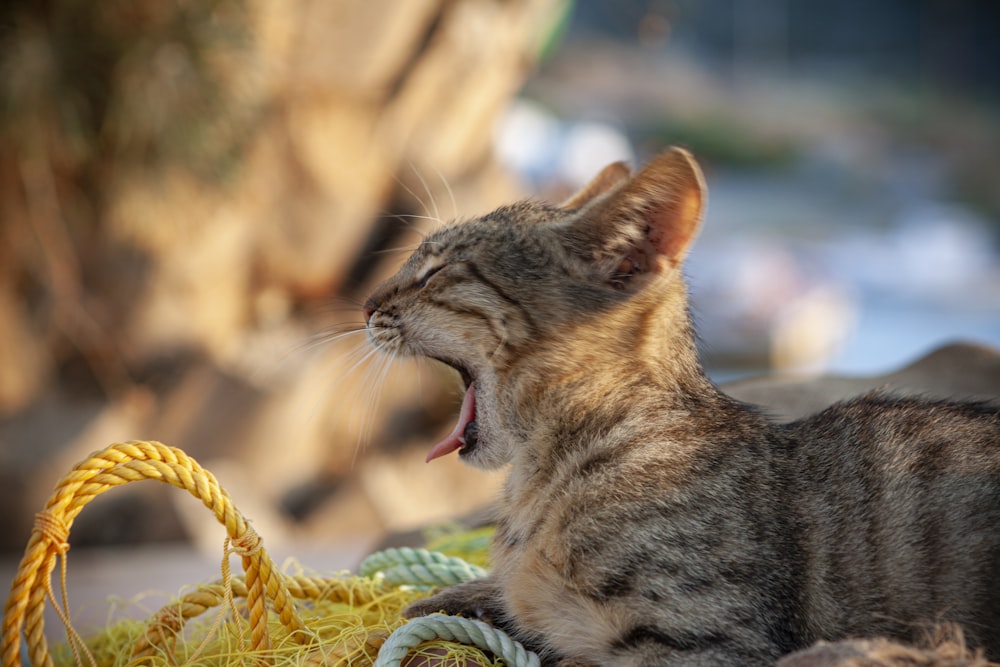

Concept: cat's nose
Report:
left=362, top=298, right=376, bottom=322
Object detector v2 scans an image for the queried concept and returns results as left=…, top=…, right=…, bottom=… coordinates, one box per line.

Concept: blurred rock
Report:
left=281, top=0, right=442, bottom=96
left=0, top=284, right=50, bottom=415
left=725, top=341, right=1000, bottom=423
left=0, top=0, right=562, bottom=554
left=0, top=387, right=157, bottom=551
left=776, top=626, right=990, bottom=667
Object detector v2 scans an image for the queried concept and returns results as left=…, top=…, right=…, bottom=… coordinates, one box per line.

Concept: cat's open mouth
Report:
left=424, top=363, right=479, bottom=462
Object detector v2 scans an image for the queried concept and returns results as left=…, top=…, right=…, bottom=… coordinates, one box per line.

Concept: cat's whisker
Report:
left=298, top=297, right=369, bottom=323
left=353, top=351, right=397, bottom=465
left=428, top=161, right=458, bottom=221
left=306, top=308, right=369, bottom=322
left=285, top=334, right=380, bottom=458
left=383, top=212, right=444, bottom=224
left=369, top=244, right=425, bottom=257
left=373, top=212, right=430, bottom=241
left=315, top=340, right=385, bottom=451
left=339, top=342, right=385, bottom=384
left=299, top=324, right=367, bottom=344
left=244, top=325, right=366, bottom=384
left=392, top=169, right=444, bottom=229
left=354, top=346, right=409, bottom=464
left=349, top=356, right=378, bottom=463
left=290, top=327, right=368, bottom=356
left=413, top=355, right=429, bottom=400
left=410, top=162, right=442, bottom=227
left=311, top=297, right=366, bottom=312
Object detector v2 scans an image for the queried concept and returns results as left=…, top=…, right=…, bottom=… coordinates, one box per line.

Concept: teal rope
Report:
left=373, top=614, right=540, bottom=667
left=359, top=547, right=488, bottom=588
left=364, top=547, right=540, bottom=666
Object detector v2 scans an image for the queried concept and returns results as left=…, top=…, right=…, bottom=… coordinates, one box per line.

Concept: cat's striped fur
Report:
left=363, top=148, right=1000, bottom=666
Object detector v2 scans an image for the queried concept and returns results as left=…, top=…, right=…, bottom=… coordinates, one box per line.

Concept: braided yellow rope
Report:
left=130, top=574, right=393, bottom=661
left=1, top=440, right=530, bottom=667
left=1, top=440, right=307, bottom=667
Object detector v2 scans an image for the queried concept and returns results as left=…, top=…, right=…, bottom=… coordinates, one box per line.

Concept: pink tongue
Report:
left=426, top=384, right=476, bottom=462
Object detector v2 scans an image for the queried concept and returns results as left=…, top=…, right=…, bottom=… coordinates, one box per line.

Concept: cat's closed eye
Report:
left=416, top=265, right=444, bottom=288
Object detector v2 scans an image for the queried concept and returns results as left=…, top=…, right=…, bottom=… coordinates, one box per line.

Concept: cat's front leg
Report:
left=403, top=577, right=507, bottom=625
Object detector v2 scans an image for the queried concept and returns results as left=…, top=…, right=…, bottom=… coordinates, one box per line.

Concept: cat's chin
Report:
left=457, top=420, right=479, bottom=455
left=458, top=429, right=516, bottom=471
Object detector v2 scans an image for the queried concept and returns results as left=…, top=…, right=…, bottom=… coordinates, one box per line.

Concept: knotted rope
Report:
left=360, top=547, right=489, bottom=588
left=1, top=441, right=305, bottom=667
left=376, top=615, right=540, bottom=667
left=1, top=440, right=540, bottom=667
left=361, top=548, right=540, bottom=667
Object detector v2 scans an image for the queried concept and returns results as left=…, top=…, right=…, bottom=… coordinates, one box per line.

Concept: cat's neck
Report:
left=525, top=279, right=708, bottom=390
left=496, top=278, right=725, bottom=468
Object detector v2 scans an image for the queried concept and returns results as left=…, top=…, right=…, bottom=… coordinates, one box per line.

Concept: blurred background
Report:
left=1, top=0, right=998, bottom=565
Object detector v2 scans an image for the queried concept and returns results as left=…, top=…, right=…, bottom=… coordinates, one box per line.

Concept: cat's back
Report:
left=787, top=394, right=1000, bottom=494
left=783, top=393, right=1000, bottom=654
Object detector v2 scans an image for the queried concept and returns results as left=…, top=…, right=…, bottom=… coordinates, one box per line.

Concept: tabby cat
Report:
left=363, top=148, right=1000, bottom=666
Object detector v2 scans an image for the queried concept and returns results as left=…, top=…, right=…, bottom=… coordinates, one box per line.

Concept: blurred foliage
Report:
left=535, top=0, right=575, bottom=63
left=0, top=0, right=256, bottom=221
left=0, top=0, right=260, bottom=396
left=864, top=88, right=1000, bottom=225
left=633, top=115, right=799, bottom=170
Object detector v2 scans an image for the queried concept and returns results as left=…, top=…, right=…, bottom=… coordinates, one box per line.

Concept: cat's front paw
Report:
left=403, top=579, right=504, bottom=625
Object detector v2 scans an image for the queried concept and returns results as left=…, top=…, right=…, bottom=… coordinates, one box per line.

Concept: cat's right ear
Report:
left=563, top=147, right=707, bottom=286
left=559, top=161, right=632, bottom=210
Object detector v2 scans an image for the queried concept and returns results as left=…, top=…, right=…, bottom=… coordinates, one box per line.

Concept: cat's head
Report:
left=364, top=147, right=706, bottom=469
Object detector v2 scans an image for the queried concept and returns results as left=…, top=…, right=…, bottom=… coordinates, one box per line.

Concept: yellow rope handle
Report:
left=1, top=440, right=307, bottom=667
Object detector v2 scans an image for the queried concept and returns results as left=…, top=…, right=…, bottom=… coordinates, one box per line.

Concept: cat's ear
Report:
left=559, top=161, right=631, bottom=210
left=564, top=147, right=706, bottom=286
